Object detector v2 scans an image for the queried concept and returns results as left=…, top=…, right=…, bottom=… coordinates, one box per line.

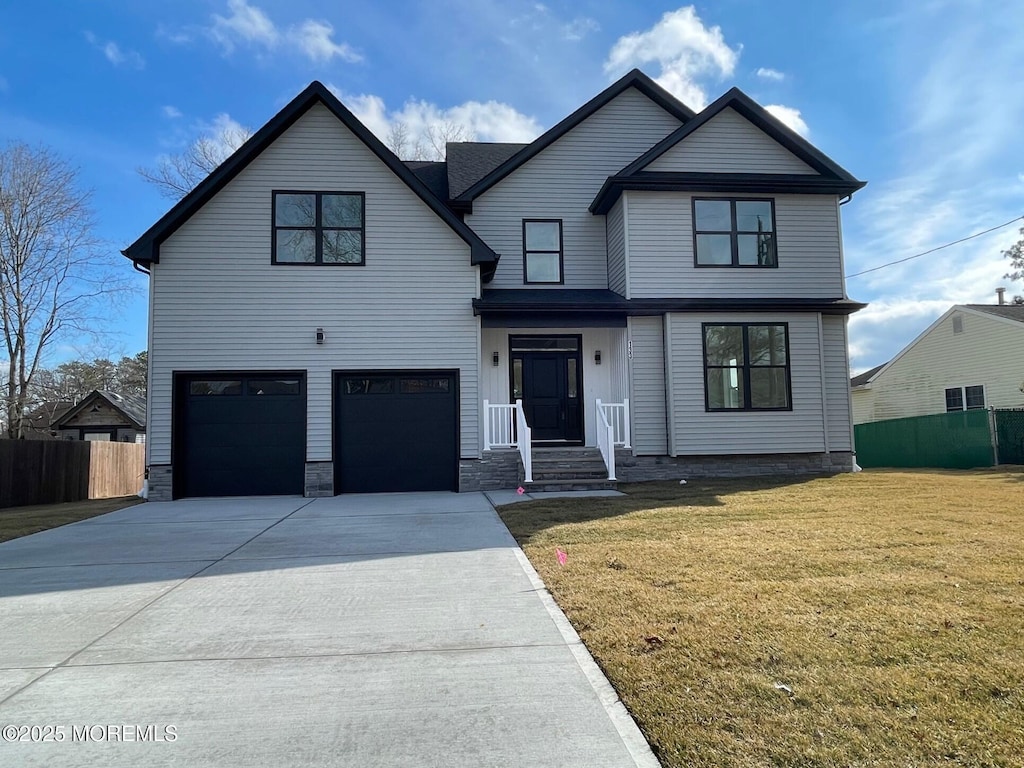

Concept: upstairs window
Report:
left=523, top=219, right=563, bottom=284
left=945, top=385, right=985, bottom=412
left=694, top=198, right=777, bottom=267
left=703, top=323, right=791, bottom=410
left=273, top=191, right=365, bottom=265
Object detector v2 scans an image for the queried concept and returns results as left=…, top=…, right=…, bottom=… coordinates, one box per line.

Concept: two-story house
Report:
left=123, top=70, right=866, bottom=500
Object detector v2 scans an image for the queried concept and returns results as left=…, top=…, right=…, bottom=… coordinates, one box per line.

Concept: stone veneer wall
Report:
left=147, top=464, right=173, bottom=502
left=615, top=451, right=854, bottom=482
left=459, top=450, right=522, bottom=491
left=304, top=462, right=334, bottom=497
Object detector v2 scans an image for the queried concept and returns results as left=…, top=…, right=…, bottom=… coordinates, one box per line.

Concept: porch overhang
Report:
left=473, top=289, right=867, bottom=325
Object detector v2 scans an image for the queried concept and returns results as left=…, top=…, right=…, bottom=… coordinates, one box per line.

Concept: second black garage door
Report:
left=176, top=373, right=305, bottom=497
left=335, top=371, right=458, bottom=493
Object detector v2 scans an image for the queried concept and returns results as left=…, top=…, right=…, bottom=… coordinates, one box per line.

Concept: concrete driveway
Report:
left=0, top=493, right=656, bottom=767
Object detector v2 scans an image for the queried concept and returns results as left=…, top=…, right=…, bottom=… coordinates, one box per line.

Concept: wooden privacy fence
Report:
left=0, top=440, right=145, bottom=509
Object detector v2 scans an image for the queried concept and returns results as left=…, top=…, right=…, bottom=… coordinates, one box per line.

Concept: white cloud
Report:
left=764, top=104, right=809, bottom=137
left=332, top=87, right=543, bottom=158
left=162, top=105, right=183, bottom=119
left=206, top=0, right=361, bottom=63
left=563, top=17, right=600, bottom=41
left=198, top=113, right=251, bottom=163
left=604, top=6, right=740, bottom=110
left=84, top=31, right=144, bottom=69
left=756, top=67, right=785, bottom=81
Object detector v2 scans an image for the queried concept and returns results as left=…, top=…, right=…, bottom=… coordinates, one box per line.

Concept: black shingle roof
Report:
left=404, top=161, right=449, bottom=201
left=850, top=363, right=885, bottom=387
left=446, top=143, right=528, bottom=199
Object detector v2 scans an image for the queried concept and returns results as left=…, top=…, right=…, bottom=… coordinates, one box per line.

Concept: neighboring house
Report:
left=123, top=69, right=866, bottom=501
left=851, top=304, right=1024, bottom=424
left=52, top=390, right=147, bottom=443
left=21, top=401, right=74, bottom=439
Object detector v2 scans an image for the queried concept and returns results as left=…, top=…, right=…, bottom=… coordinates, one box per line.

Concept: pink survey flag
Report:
left=556, top=548, right=567, bottom=566
left=516, top=486, right=525, bottom=495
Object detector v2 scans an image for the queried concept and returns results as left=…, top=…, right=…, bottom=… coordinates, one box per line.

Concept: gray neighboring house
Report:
left=123, top=69, right=866, bottom=501
left=52, top=391, right=147, bottom=443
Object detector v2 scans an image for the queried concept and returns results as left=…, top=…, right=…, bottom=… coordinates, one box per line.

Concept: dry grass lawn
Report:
left=0, top=496, right=144, bottom=543
left=498, top=469, right=1024, bottom=767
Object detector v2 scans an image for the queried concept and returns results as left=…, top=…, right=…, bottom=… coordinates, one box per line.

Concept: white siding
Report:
left=467, top=88, right=682, bottom=289
left=854, top=309, right=1024, bottom=423
left=626, top=191, right=845, bottom=298
left=480, top=327, right=625, bottom=446
left=646, top=108, right=816, bottom=174
left=667, top=313, right=826, bottom=454
left=821, top=315, right=853, bottom=451
left=851, top=388, right=874, bottom=426
left=149, top=104, right=481, bottom=464
left=628, top=316, right=668, bottom=454
left=606, top=195, right=627, bottom=296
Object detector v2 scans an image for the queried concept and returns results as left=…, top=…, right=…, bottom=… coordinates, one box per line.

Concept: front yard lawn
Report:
left=0, top=496, right=144, bottom=543
left=498, top=469, right=1024, bottom=767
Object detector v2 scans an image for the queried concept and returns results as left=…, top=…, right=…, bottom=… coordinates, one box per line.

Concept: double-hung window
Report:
left=703, top=323, right=791, bottom=410
left=523, top=219, right=563, bottom=283
left=945, top=385, right=985, bottom=412
left=273, top=191, right=365, bottom=265
left=694, top=198, right=777, bottom=267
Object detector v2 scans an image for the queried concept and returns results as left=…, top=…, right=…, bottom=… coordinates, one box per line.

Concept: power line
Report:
left=845, top=214, right=1024, bottom=279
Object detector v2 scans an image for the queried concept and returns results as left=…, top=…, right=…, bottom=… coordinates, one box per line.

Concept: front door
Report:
left=510, top=335, right=583, bottom=443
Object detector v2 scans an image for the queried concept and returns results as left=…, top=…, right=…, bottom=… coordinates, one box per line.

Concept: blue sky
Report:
left=1, top=0, right=1021, bottom=372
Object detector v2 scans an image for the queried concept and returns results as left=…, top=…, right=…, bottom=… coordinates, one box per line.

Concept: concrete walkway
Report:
left=0, top=493, right=657, bottom=767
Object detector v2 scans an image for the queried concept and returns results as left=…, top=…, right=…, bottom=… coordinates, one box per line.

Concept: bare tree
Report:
left=1003, top=225, right=1024, bottom=303
left=137, top=123, right=253, bottom=200
left=0, top=142, right=128, bottom=438
left=384, top=120, right=475, bottom=161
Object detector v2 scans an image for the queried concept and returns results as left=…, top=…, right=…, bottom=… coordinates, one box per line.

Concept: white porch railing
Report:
left=596, top=398, right=631, bottom=448
left=483, top=400, right=516, bottom=449
left=596, top=403, right=616, bottom=481
left=484, top=399, right=532, bottom=483
left=514, top=400, right=533, bottom=483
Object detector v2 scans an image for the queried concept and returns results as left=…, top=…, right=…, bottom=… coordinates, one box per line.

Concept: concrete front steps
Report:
left=523, top=446, right=617, bottom=493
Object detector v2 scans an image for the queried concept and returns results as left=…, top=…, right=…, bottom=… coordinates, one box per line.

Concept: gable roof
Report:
left=123, top=82, right=498, bottom=276
left=53, top=390, right=147, bottom=431
left=617, top=87, right=866, bottom=184
left=404, top=160, right=449, bottom=200
left=850, top=363, right=885, bottom=388
left=963, top=304, right=1024, bottom=324
left=453, top=69, right=696, bottom=203
left=446, top=142, right=527, bottom=198
left=852, top=304, right=1024, bottom=388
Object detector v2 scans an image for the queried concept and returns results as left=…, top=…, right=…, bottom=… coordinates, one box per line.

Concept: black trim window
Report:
left=523, top=219, right=563, bottom=284
left=703, top=323, right=791, bottom=410
left=945, top=385, right=985, bottom=412
left=694, top=198, right=776, bottom=267
left=273, top=191, right=365, bottom=265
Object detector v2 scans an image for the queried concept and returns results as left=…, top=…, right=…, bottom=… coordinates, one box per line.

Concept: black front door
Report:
left=511, top=336, right=582, bottom=443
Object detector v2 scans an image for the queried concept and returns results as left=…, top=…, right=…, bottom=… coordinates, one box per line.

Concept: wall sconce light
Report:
left=594, top=350, right=602, bottom=365
left=316, top=328, right=325, bottom=345
left=492, top=351, right=500, bottom=367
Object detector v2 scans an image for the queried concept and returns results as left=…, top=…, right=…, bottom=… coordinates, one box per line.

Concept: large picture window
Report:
left=523, top=219, right=563, bottom=283
left=273, top=191, right=365, bottom=265
left=694, top=198, right=776, bottom=267
left=703, top=323, right=791, bottom=410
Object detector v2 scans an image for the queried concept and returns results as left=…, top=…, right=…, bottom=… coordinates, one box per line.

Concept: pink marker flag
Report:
left=516, top=486, right=525, bottom=495
left=556, top=548, right=567, bottom=566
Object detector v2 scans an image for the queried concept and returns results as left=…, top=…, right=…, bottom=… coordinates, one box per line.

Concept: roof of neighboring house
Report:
left=53, top=391, right=147, bottom=431
left=453, top=69, right=696, bottom=203
left=963, top=304, right=1024, bottom=323
left=122, top=81, right=499, bottom=277
left=591, top=87, right=867, bottom=214
left=23, top=401, right=75, bottom=437
left=850, top=363, right=885, bottom=388
left=446, top=142, right=528, bottom=199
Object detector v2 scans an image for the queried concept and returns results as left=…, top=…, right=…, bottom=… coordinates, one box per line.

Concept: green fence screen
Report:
left=994, top=409, right=1024, bottom=465
left=854, top=410, right=994, bottom=469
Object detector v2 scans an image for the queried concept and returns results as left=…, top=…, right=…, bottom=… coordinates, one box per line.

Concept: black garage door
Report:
left=176, top=373, right=305, bottom=497
left=335, top=371, right=458, bottom=493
